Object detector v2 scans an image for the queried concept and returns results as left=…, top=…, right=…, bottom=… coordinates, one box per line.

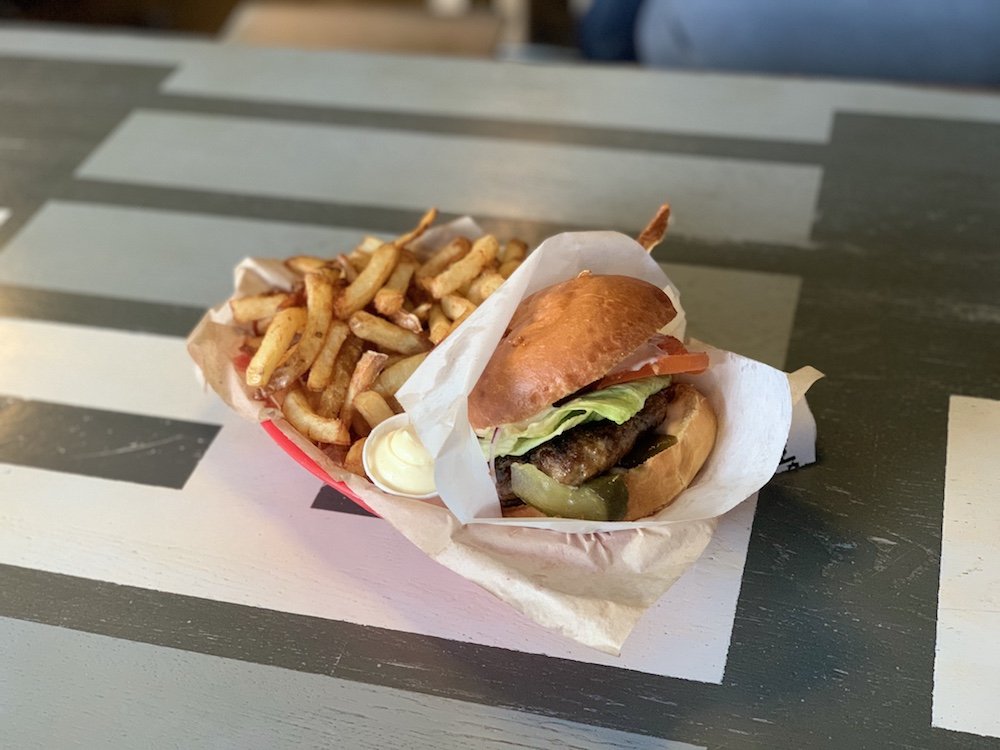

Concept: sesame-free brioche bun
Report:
left=468, top=273, right=676, bottom=430
left=502, top=383, right=717, bottom=520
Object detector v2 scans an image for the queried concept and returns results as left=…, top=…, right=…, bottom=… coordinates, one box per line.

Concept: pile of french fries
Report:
left=229, top=208, right=528, bottom=477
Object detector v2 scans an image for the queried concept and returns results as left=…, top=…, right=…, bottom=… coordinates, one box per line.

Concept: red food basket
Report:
left=261, top=420, right=378, bottom=516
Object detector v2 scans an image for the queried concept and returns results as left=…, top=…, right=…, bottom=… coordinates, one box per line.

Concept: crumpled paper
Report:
left=187, top=218, right=821, bottom=654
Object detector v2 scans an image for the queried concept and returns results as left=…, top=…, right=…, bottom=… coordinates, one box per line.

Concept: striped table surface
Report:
left=1, top=27, right=998, bottom=750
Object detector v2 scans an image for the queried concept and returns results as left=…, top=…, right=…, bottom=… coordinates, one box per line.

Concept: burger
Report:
left=467, top=272, right=717, bottom=521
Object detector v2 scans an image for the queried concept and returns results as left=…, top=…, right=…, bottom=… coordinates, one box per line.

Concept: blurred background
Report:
left=1, top=0, right=998, bottom=86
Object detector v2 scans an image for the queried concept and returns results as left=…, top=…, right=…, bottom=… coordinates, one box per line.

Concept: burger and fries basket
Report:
left=188, top=216, right=821, bottom=654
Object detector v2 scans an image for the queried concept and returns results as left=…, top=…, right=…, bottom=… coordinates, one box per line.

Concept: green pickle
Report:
left=619, top=433, right=677, bottom=469
left=509, top=463, right=629, bottom=521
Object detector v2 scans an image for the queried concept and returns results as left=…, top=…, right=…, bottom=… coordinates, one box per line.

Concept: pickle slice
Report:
left=619, top=433, right=677, bottom=469
left=509, top=463, right=628, bottom=521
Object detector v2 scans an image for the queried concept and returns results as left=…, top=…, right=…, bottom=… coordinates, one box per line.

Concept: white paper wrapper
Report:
left=187, top=218, right=822, bottom=654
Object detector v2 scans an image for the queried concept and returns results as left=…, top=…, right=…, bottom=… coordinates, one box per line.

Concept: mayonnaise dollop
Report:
left=366, top=422, right=436, bottom=497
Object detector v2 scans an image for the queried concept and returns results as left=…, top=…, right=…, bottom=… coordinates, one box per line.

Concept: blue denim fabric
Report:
left=633, top=0, right=1000, bottom=85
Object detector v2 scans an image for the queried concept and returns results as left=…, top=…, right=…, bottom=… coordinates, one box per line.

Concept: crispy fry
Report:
left=340, top=351, right=389, bottom=428
left=426, top=234, right=499, bottom=299
left=332, top=255, right=359, bottom=283
left=372, top=352, right=428, bottom=397
left=284, top=255, right=328, bottom=275
left=305, top=319, right=350, bottom=391
left=388, top=308, right=423, bottom=333
left=230, top=292, right=293, bottom=324
left=428, top=303, right=450, bottom=345
left=348, top=311, right=431, bottom=355
left=283, top=387, right=351, bottom=445
left=394, top=207, right=437, bottom=248
left=354, top=390, right=396, bottom=429
left=335, top=242, right=400, bottom=319
left=269, top=273, right=336, bottom=390
left=498, top=259, right=523, bottom=279
left=374, top=258, right=417, bottom=316
left=415, top=236, right=471, bottom=285
left=410, top=302, right=432, bottom=322
left=467, top=269, right=505, bottom=304
left=343, top=437, right=368, bottom=478
left=440, top=293, right=476, bottom=321
left=245, top=306, right=307, bottom=388
left=637, top=203, right=671, bottom=252
left=500, top=238, right=528, bottom=264
left=318, top=335, right=363, bottom=418
left=446, top=308, right=474, bottom=338
left=354, top=235, right=384, bottom=254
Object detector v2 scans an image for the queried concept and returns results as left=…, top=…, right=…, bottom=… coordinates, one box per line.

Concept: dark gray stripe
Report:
left=0, top=283, right=204, bottom=337
left=153, top=97, right=826, bottom=165
left=0, top=396, right=219, bottom=489
left=311, top=486, right=378, bottom=517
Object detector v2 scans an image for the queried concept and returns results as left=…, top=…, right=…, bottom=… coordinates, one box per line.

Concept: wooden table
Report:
left=1, top=26, right=998, bottom=750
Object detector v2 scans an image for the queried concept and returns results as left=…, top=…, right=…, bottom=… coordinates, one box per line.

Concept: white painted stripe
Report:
left=0, top=201, right=383, bottom=308
left=0, top=410, right=755, bottom=683
left=0, top=317, right=228, bottom=424
left=78, top=111, right=821, bottom=245
left=1, top=617, right=705, bottom=750
left=933, top=395, right=1000, bottom=738
left=4, top=29, right=1000, bottom=143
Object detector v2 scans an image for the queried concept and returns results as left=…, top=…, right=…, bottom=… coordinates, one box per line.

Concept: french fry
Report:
left=245, top=306, right=307, bottom=388
left=467, top=269, right=505, bottom=304
left=354, top=390, right=396, bottom=429
left=415, top=236, right=471, bottom=285
left=394, top=207, right=438, bottom=248
left=428, top=303, right=450, bottom=345
left=343, top=437, right=368, bottom=478
left=374, top=258, right=417, bottom=316
left=373, top=352, right=429, bottom=397
left=446, top=308, right=474, bottom=337
left=335, top=242, right=400, bottom=319
left=348, top=311, right=431, bottom=355
left=285, top=255, right=328, bottom=275
left=333, top=255, right=359, bottom=283
left=410, top=301, right=432, bottom=322
left=440, top=293, right=476, bottom=321
left=283, top=387, right=351, bottom=445
left=500, top=238, right=527, bottom=264
left=637, top=203, right=671, bottom=252
left=230, top=292, right=293, bottom=324
left=318, top=335, right=364, bottom=418
left=306, top=319, right=350, bottom=391
left=388, top=308, right=423, bottom=334
left=498, top=259, right=523, bottom=279
left=340, top=351, right=389, bottom=428
left=426, top=234, right=499, bottom=299
left=269, top=273, right=336, bottom=390
left=354, top=235, right=384, bottom=254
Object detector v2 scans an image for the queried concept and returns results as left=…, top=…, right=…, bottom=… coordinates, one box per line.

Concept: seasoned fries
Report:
left=229, top=208, right=530, bottom=479
left=425, top=234, right=498, bottom=299
left=245, top=306, right=307, bottom=388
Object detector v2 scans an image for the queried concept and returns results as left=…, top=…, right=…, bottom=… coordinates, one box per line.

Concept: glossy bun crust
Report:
left=467, top=273, right=676, bottom=430
left=503, top=383, right=717, bottom=521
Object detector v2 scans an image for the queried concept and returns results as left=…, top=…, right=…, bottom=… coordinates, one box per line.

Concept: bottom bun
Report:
left=500, top=383, right=717, bottom=521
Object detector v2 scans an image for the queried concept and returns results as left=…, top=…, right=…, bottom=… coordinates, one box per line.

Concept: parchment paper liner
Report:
left=187, top=219, right=821, bottom=654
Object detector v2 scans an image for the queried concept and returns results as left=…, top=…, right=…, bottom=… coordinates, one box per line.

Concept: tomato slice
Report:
left=595, top=336, right=709, bottom=389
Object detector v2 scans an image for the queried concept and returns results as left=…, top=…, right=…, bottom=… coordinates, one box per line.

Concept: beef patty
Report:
left=494, top=384, right=676, bottom=504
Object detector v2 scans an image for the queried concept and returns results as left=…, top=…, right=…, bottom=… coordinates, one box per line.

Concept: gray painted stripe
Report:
left=0, top=563, right=721, bottom=745
left=0, top=396, right=219, bottom=489
left=0, top=616, right=703, bottom=750
left=312, top=486, right=377, bottom=517
left=0, top=283, right=202, bottom=337
left=76, top=111, right=821, bottom=245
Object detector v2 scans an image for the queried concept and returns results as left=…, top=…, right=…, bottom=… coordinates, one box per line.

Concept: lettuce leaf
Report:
left=478, top=375, right=672, bottom=457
